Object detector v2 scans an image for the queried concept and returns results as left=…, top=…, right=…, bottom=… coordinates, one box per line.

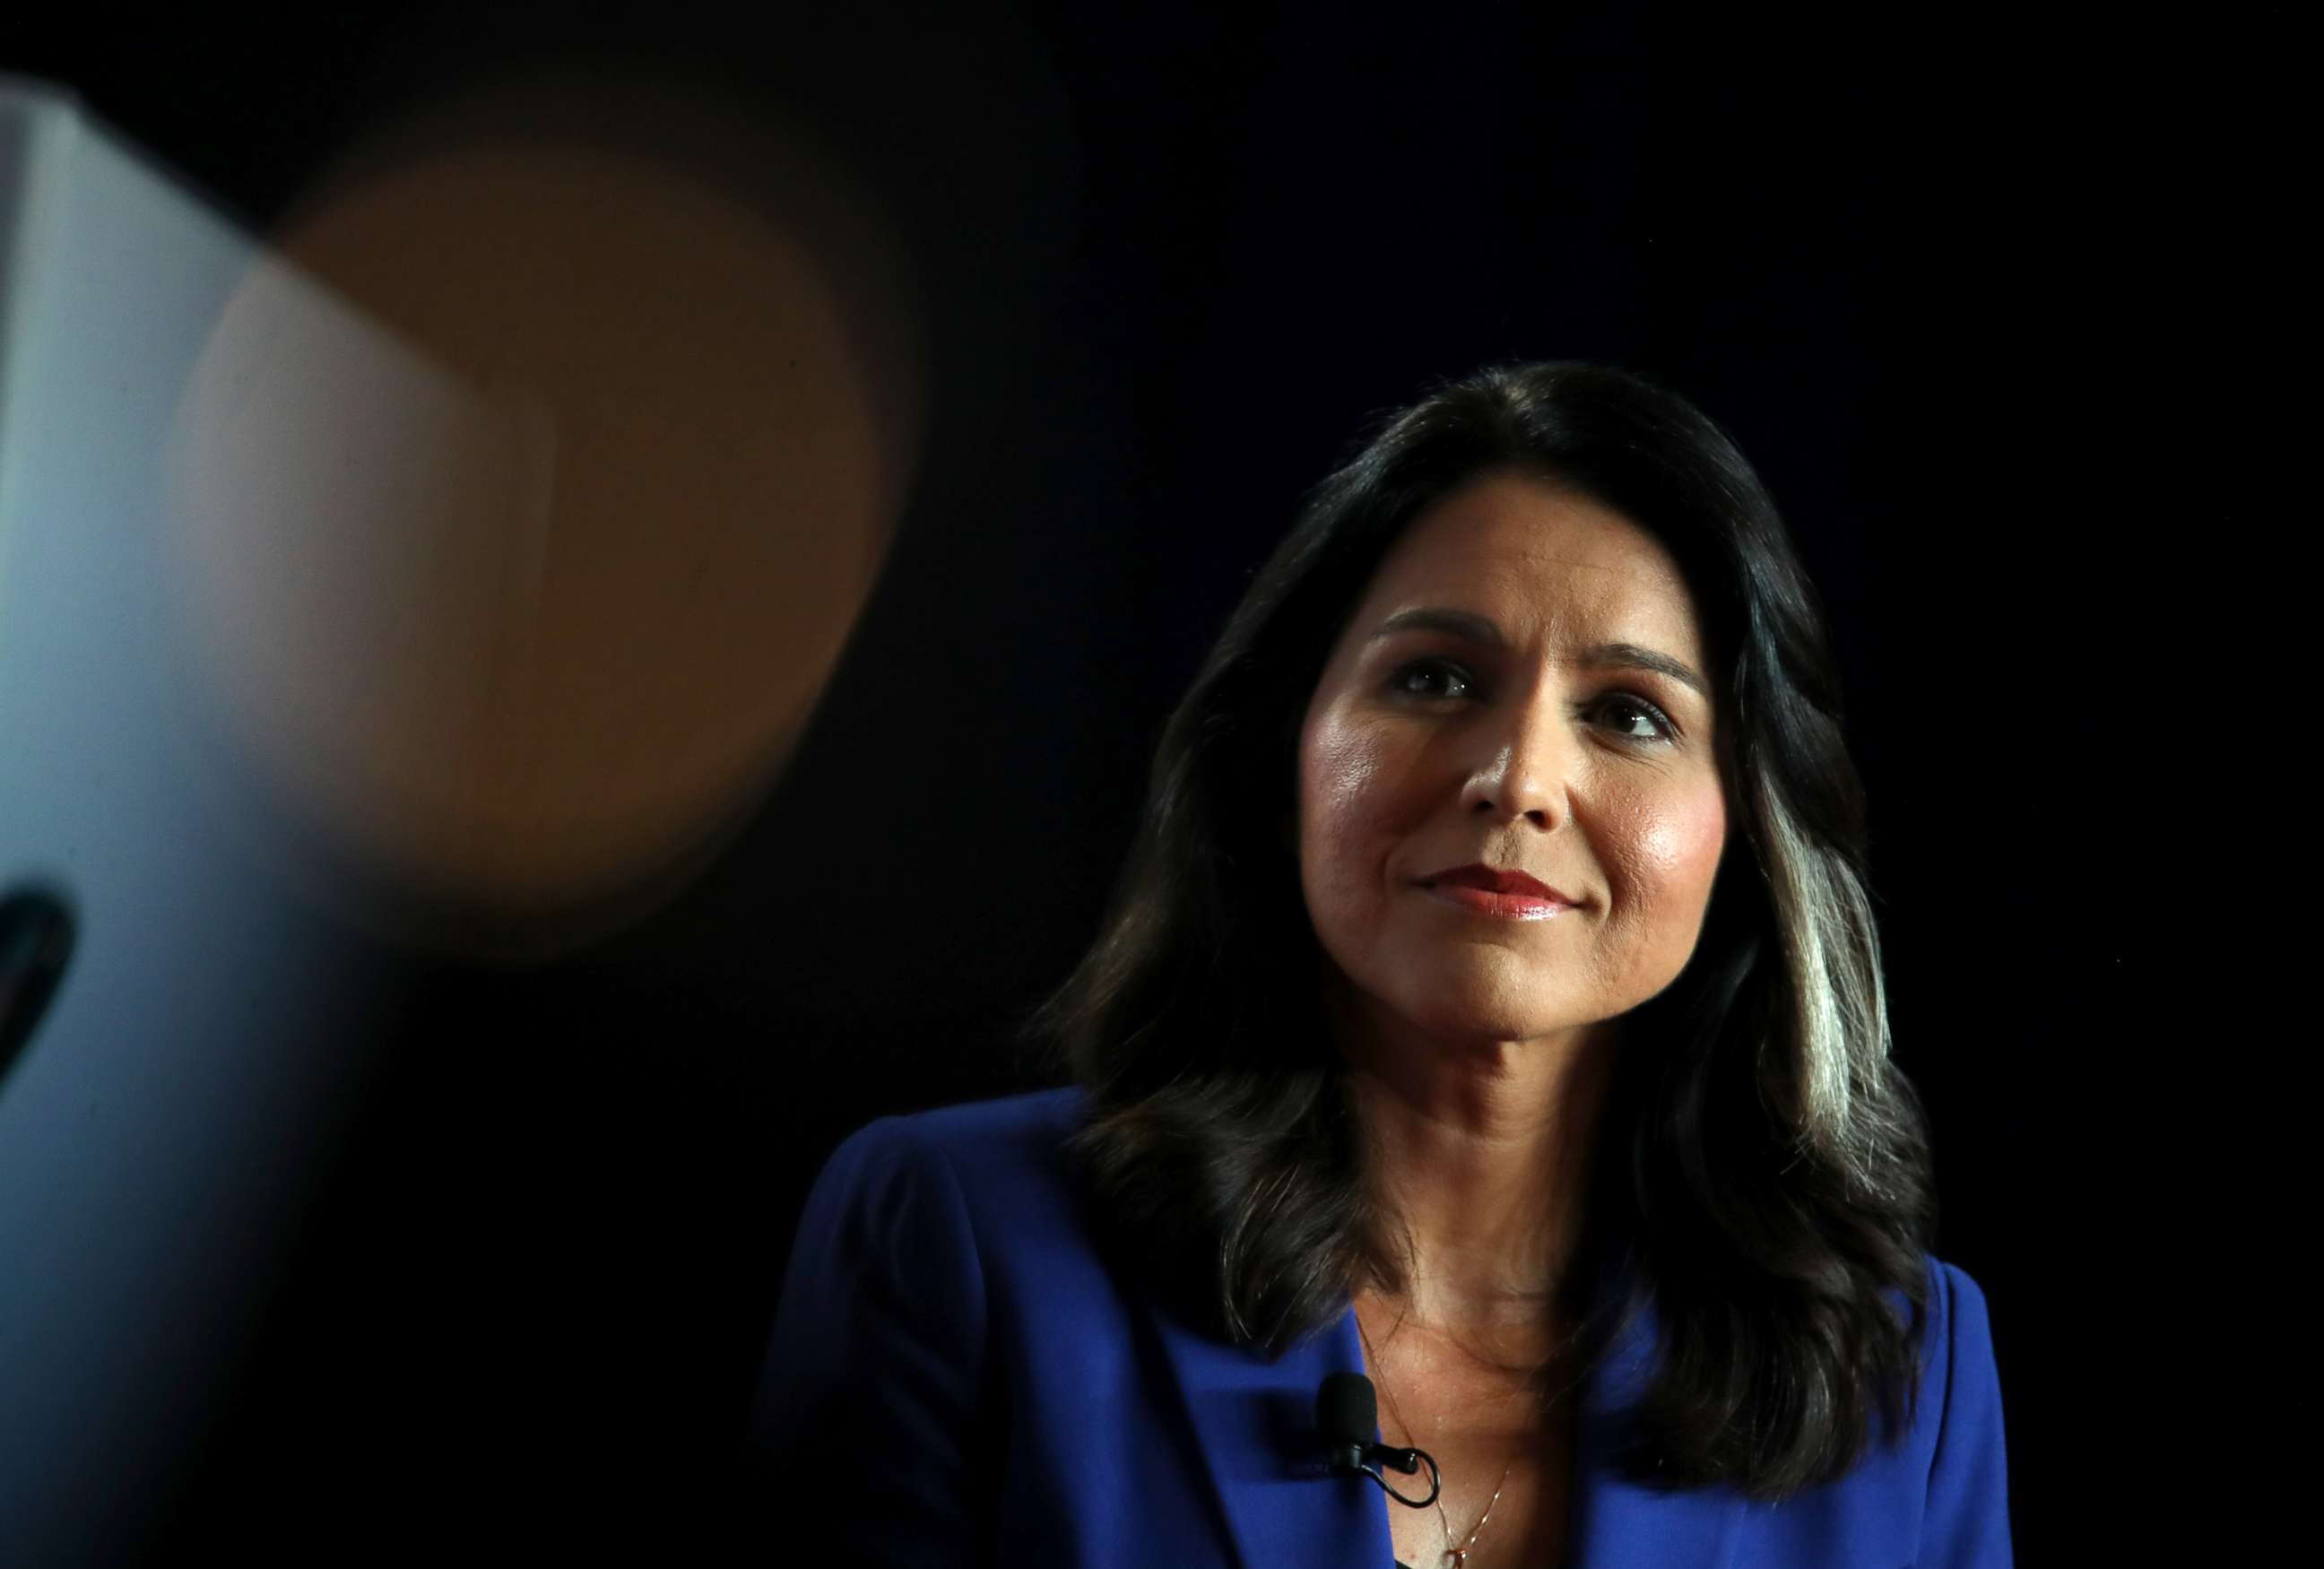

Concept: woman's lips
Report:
left=1418, top=883, right=1574, bottom=921
left=1415, top=864, right=1578, bottom=921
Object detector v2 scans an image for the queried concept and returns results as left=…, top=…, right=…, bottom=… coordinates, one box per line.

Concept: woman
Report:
left=746, top=362, right=2010, bottom=1566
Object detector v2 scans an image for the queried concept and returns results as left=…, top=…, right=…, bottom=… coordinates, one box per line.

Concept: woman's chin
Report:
left=1391, top=997, right=1600, bottom=1055
left=1322, top=956, right=1607, bottom=1057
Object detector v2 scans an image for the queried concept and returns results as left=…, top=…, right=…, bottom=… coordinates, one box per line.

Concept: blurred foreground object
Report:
left=1, top=76, right=386, bottom=1565
left=0, top=883, right=73, bottom=1088
left=166, top=62, right=923, bottom=961
left=0, top=65, right=917, bottom=1564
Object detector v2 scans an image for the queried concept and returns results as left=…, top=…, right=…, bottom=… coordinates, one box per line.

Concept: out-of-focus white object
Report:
left=0, top=64, right=921, bottom=1556
left=0, top=76, right=387, bottom=1565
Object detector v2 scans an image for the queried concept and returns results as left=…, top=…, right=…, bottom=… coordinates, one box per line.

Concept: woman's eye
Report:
left=1385, top=663, right=1678, bottom=744
left=1597, top=694, right=1678, bottom=742
left=1389, top=660, right=1472, bottom=699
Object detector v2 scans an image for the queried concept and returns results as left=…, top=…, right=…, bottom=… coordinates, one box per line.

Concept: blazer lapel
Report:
left=1144, top=1293, right=1392, bottom=1569
left=1144, top=1286, right=1747, bottom=1569
left=1564, top=1294, right=1746, bottom=1569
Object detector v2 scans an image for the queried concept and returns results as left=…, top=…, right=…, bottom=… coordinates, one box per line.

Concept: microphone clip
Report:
left=1330, top=1441, right=1442, bottom=1508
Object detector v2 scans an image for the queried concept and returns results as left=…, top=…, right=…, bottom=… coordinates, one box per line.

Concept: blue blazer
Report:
left=747, top=1088, right=2010, bottom=1566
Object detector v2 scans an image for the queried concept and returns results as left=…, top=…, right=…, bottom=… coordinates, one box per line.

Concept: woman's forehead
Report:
left=1353, top=473, right=1701, bottom=647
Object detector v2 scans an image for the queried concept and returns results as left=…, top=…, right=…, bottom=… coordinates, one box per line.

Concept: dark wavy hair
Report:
left=1019, top=360, right=1938, bottom=1499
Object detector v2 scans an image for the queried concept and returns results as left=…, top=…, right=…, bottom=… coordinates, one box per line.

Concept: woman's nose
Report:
left=1457, top=692, right=1570, bottom=828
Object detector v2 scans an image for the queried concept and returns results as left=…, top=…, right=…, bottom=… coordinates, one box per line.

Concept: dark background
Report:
left=8, top=2, right=2275, bottom=1560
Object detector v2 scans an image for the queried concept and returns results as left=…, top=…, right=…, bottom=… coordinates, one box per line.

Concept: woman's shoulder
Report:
left=1864, top=1253, right=2009, bottom=1553
left=1929, top=1256, right=1993, bottom=1331
left=1905, top=1255, right=1999, bottom=1389
left=830, top=1083, right=1089, bottom=1175
left=804, top=1084, right=1094, bottom=1235
left=1913, top=1253, right=2004, bottom=1435
left=1799, top=1252, right=2002, bottom=1505
left=782, top=1085, right=1132, bottom=1355
left=872, top=1082, right=1090, bottom=1144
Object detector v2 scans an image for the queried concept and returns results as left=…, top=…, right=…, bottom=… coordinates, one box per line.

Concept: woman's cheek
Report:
left=1600, top=784, right=1729, bottom=983
left=1298, top=715, right=1391, bottom=932
left=1643, top=785, right=1727, bottom=897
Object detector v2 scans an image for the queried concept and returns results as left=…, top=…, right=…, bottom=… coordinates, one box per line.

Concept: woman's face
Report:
left=1296, top=466, right=1730, bottom=1054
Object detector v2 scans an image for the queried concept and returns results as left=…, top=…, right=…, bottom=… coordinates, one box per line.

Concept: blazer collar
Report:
left=1144, top=1287, right=1744, bottom=1569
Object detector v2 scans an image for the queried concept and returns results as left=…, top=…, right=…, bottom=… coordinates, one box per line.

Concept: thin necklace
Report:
left=1357, top=1313, right=1513, bottom=1569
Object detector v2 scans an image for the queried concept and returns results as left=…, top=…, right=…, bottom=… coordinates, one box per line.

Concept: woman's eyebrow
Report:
left=1366, top=606, right=1708, bottom=698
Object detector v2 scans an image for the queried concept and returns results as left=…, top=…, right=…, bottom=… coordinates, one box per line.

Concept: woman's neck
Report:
left=1329, top=983, right=1617, bottom=1339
